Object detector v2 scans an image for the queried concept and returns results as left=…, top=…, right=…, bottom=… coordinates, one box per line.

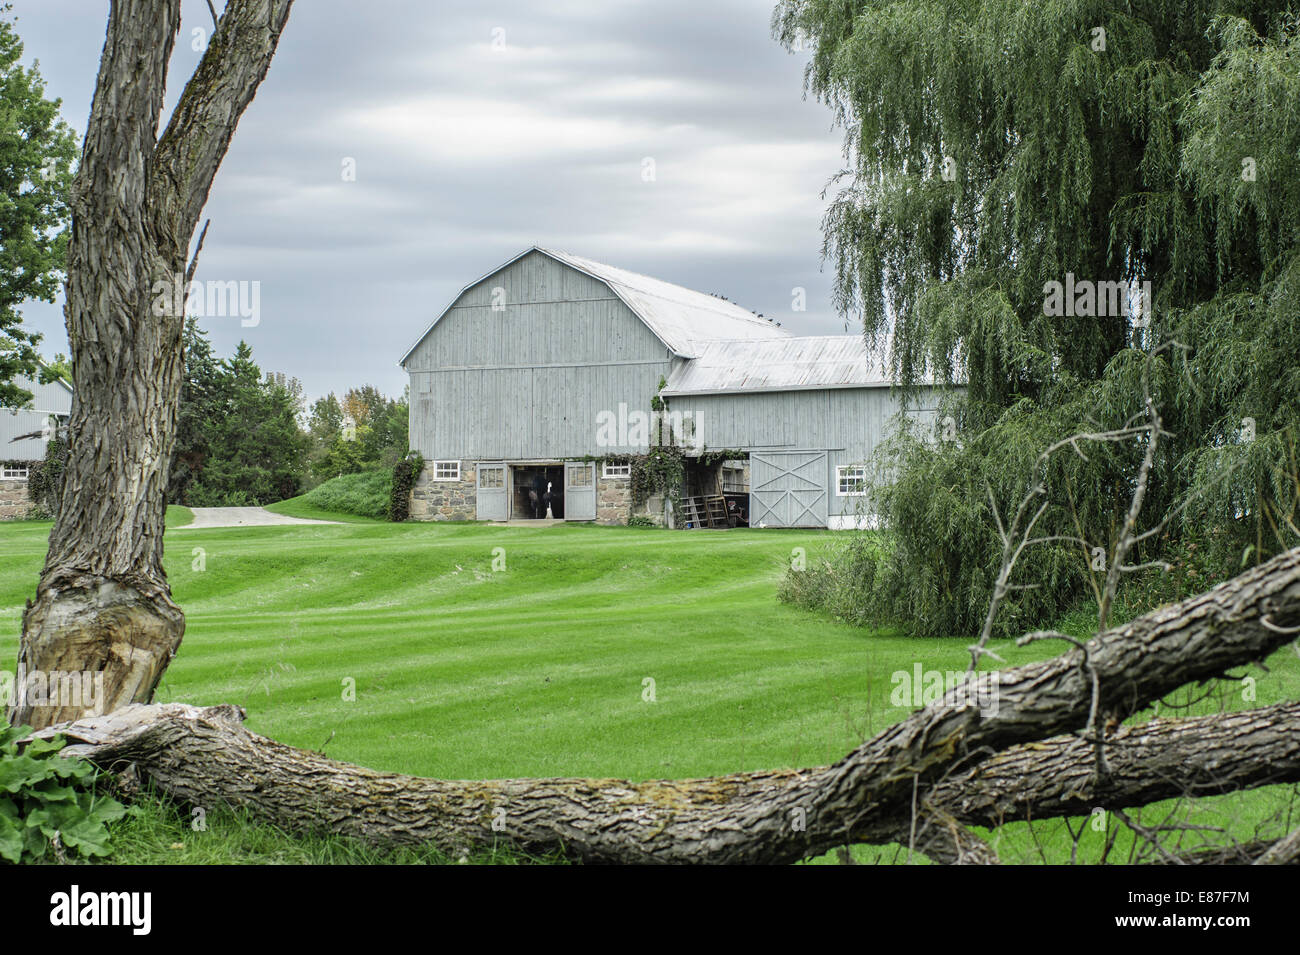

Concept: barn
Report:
left=1, top=370, right=72, bottom=520
left=399, top=247, right=949, bottom=528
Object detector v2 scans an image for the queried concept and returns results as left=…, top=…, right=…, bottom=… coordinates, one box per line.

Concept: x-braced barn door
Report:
left=749, top=451, right=828, bottom=528
left=564, top=461, right=596, bottom=521
left=477, top=463, right=508, bottom=521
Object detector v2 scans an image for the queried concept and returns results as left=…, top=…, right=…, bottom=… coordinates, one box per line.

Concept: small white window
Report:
left=433, top=460, right=461, bottom=481
left=836, top=465, right=867, bottom=497
left=602, top=461, right=631, bottom=479
left=1, top=465, right=29, bottom=480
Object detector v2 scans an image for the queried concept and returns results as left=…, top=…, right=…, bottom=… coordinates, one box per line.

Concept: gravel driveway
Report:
left=178, top=507, right=340, bottom=529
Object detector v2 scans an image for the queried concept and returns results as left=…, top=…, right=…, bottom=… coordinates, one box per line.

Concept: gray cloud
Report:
left=11, top=0, right=847, bottom=402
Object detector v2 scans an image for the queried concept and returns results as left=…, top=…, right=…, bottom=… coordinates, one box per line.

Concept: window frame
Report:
left=721, top=464, right=747, bottom=492
left=601, top=461, right=631, bottom=479
left=1, top=465, right=29, bottom=480
left=836, top=465, right=868, bottom=497
left=432, top=460, right=461, bottom=482
left=567, top=463, right=594, bottom=488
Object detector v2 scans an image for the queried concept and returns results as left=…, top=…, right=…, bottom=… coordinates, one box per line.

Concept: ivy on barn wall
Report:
left=388, top=451, right=424, bottom=522
left=25, top=432, right=68, bottom=520
left=564, top=381, right=753, bottom=514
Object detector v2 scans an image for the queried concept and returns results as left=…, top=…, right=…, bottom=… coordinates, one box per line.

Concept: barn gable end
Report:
left=402, top=249, right=672, bottom=372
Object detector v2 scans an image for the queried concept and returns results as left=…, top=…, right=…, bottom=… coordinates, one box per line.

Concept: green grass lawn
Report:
left=1, top=509, right=1296, bottom=864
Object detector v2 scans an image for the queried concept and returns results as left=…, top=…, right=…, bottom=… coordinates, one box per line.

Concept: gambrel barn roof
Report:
left=399, top=246, right=787, bottom=366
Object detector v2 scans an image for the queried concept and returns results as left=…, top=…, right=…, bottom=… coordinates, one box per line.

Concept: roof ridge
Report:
left=537, top=247, right=777, bottom=326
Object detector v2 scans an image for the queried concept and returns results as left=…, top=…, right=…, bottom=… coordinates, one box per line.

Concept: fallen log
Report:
left=41, top=697, right=1300, bottom=865
left=934, top=700, right=1300, bottom=830
left=31, top=546, right=1300, bottom=864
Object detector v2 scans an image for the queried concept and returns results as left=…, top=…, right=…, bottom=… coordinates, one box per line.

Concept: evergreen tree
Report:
left=185, top=340, right=308, bottom=506
left=168, top=317, right=223, bottom=502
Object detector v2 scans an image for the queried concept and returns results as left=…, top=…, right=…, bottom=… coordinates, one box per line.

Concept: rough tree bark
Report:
left=37, top=548, right=1300, bottom=864
left=7, top=0, right=294, bottom=730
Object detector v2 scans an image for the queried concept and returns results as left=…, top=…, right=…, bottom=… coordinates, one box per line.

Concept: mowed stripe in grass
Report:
left=162, top=523, right=929, bottom=780
left=2, top=510, right=1298, bottom=864
left=0, top=516, right=1018, bottom=782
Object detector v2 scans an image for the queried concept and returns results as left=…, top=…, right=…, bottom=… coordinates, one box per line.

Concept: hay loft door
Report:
left=749, top=451, right=828, bottom=528
left=564, top=461, right=596, bottom=521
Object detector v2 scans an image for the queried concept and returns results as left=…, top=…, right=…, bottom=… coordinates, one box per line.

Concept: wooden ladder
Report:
left=679, top=496, right=707, bottom=528
left=704, top=495, right=729, bottom=528
left=679, top=495, right=733, bottom=529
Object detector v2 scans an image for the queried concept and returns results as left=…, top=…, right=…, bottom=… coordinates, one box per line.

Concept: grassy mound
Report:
left=292, top=470, right=391, bottom=520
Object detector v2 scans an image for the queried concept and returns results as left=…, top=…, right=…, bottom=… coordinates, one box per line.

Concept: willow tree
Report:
left=774, top=1, right=1300, bottom=636
left=7, top=0, right=294, bottom=730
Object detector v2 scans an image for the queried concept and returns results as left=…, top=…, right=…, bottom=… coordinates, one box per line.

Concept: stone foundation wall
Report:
left=410, top=462, right=477, bottom=521
left=407, top=460, right=676, bottom=525
left=640, top=493, right=670, bottom=527
left=0, top=479, right=33, bottom=521
left=597, top=472, right=632, bottom=525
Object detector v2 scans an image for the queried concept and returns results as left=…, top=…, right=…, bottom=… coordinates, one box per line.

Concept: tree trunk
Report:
left=36, top=547, right=1300, bottom=864
left=932, top=700, right=1300, bottom=828
left=7, top=0, right=294, bottom=731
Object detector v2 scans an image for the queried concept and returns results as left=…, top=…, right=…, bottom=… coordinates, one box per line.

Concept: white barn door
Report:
left=477, top=463, right=508, bottom=521
left=750, top=451, right=828, bottom=528
left=564, top=461, right=596, bottom=521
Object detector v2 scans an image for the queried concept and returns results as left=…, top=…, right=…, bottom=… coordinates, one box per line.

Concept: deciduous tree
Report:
left=8, top=0, right=294, bottom=730
left=0, top=11, right=77, bottom=409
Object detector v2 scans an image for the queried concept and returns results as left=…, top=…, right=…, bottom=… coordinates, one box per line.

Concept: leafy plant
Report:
left=303, top=468, right=392, bottom=519
left=26, top=433, right=67, bottom=519
left=0, top=724, right=125, bottom=863
left=388, top=452, right=423, bottom=522
left=630, top=446, right=684, bottom=512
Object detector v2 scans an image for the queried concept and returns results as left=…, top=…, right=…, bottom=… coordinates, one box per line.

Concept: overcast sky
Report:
left=10, top=0, right=847, bottom=403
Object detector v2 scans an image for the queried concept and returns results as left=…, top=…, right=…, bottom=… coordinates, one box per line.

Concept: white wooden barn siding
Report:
left=1, top=374, right=73, bottom=461
left=406, top=252, right=673, bottom=460
left=666, top=387, right=941, bottom=518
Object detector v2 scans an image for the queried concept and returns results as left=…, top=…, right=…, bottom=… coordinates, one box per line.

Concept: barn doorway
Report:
left=677, top=456, right=750, bottom=529
left=749, top=450, right=828, bottom=527
left=510, top=465, right=564, bottom=520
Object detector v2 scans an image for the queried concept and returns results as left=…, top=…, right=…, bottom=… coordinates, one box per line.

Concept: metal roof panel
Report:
left=661, top=336, right=893, bottom=395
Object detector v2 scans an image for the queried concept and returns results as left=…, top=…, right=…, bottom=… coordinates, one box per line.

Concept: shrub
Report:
left=387, top=453, right=423, bottom=522
left=0, top=724, right=125, bottom=863
left=780, top=382, right=1132, bottom=638
left=26, top=435, right=68, bottom=519
left=778, top=533, right=888, bottom=626
left=302, top=469, right=391, bottom=520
